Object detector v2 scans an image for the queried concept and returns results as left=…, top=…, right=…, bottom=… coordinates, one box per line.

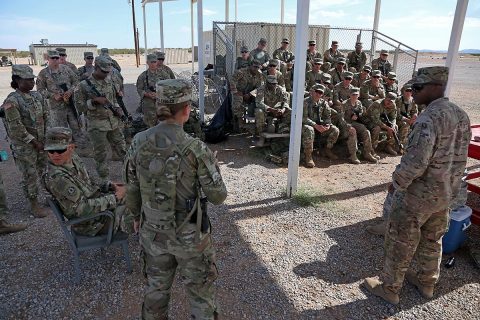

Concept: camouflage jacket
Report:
left=329, top=67, right=346, bottom=86
left=230, top=68, right=263, bottom=94
left=157, top=65, right=175, bottom=80
left=63, top=61, right=77, bottom=73
left=44, top=154, right=117, bottom=236
left=333, top=83, right=353, bottom=106
left=347, top=51, right=367, bottom=72
left=123, top=122, right=227, bottom=229
left=305, top=70, right=324, bottom=91
left=323, top=49, right=344, bottom=64
left=136, top=69, right=161, bottom=110
left=384, top=82, right=399, bottom=95
left=255, top=84, right=289, bottom=111
left=77, top=65, right=95, bottom=81
left=250, top=48, right=270, bottom=66
left=395, top=96, right=418, bottom=121
left=262, top=70, right=285, bottom=87
left=100, top=54, right=122, bottom=72
left=371, top=58, right=392, bottom=76
left=352, top=72, right=370, bottom=88
left=342, top=99, right=366, bottom=124
left=74, top=76, right=122, bottom=131
left=306, top=50, right=322, bottom=64
left=364, top=99, right=397, bottom=128
left=273, top=48, right=294, bottom=63
left=360, top=79, right=385, bottom=102
left=236, top=56, right=253, bottom=70
left=36, top=65, right=79, bottom=110
left=3, top=90, right=49, bottom=145
left=303, top=96, right=332, bottom=127
left=392, top=97, right=471, bottom=213
left=108, top=68, right=124, bottom=94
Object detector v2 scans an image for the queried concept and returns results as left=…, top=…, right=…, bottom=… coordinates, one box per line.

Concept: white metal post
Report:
left=281, top=0, right=285, bottom=23
left=371, top=0, right=381, bottom=59
left=225, top=0, right=229, bottom=22
left=142, top=4, right=148, bottom=67
left=191, top=0, right=195, bottom=74
left=197, top=0, right=205, bottom=122
left=159, top=0, right=165, bottom=52
left=235, top=0, right=237, bottom=21
left=445, top=0, right=469, bottom=97
left=286, top=0, right=310, bottom=197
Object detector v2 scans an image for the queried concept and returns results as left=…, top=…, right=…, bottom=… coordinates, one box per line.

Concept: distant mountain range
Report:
left=419, top=49, right=480, bottom=54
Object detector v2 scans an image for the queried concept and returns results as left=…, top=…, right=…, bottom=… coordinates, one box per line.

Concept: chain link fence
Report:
left=212, top=22, right=418, bottom=87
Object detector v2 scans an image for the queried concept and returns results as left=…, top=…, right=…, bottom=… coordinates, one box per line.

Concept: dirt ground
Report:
left=0, top=53, right=479, bottom=319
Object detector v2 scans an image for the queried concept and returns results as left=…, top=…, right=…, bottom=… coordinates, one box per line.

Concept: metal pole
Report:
left=225, top=0, right=229, bottom=22
left=281, top=0, right=285, bottom=23
left=159, top=0, right=165, bottom=52
left=191, top=0, right=195, bottom=74
left=445, top=0, right=469, bottom=97
left=142, top=3, right=148, bottom=67
left=198, top=0, right=205, bottom=122
left=235, top=0, right=237, bottom=21
left=371, top=0, right=381, bottom=61
left=131, top=0, right=139, bottom=67
left=286, top=0, right=310, bottom=197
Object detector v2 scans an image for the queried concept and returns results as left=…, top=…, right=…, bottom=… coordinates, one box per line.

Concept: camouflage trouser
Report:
left=88, top=128, right=126, bottom=179
left=382, top=191, right=394, bottom=220
left=315, top=125, right=340, bottom=149
left=381, top=191, right=449, bottom=294
left=50, top=107, right=84, bottom=146
left=351, top=122, right=374, bottom=154
left=255, top=109, right=291, bottom=134
left=302, top=125, right=315, bottom=150
left=11, top=143, right=46, bottom=200
left=397, top=120, right=411, bottom=146
left=142, top=99, right=158, bottom=128
left=0, top=171, right=7, bottom=220
left=231, top=95, right=245, bottom=120
left=140, top=223, right=218, bottom=320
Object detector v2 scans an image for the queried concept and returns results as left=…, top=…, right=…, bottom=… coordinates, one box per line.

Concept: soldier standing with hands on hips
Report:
left=124, top=79, right=227, bottom=319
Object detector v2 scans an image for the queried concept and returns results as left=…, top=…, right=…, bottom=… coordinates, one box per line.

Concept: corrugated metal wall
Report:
left=29, top=44, right=98, bottom=66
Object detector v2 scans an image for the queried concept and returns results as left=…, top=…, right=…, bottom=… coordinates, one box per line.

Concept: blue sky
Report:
left=1, top=0, right=479, bottom=51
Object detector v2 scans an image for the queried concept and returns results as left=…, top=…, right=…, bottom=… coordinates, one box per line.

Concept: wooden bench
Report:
left=256, top=132, right=290, bottom=147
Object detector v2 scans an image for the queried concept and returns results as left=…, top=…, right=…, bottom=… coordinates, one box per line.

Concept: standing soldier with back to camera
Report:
left=363, top=66, right=471, bottom=305
left=137, top=54, right=162, bottom=128
left=74, top=56, right=127, bottom=180
left=2, top=65, right=51, bottom=218
left=124, top=79, right=227, bottom=320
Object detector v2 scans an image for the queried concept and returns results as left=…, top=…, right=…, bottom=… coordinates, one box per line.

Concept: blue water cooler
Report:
left=442, top=205, right=472, bottom=254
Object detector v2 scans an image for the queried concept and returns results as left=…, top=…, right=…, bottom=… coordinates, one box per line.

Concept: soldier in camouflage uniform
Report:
left=324, top=40, right=345, bottom=65
left=395, top=83, right=418, bottom=146
left=302, top=84, right=340, bottom=163
left=384, top=72, right=399, bottom=95
left=230, top=60, right=264, bottom=132
left=100, top=48, right=121, bottom=72
left=272, top=38, right=294, bottom=75
left=36, top=50, right=82, bottom=143
left=360, top=69, right=385, bottom=107
left=235, top=46, right=253, bottom=70
left=305, top=58, right=324, bottom=91
left=329, top=57, right=347, bottom=86
left=352, top=65, right=371, bottom=88
left=320, top=73, right=334, bottom=106
left=347, top=42, right=367, bottom=72
left=255, top=75, right=290, bottom=135
left=0, top=169, right=28, bottom=234
left=156, top=52, right=176, bottom=80
left=262, top=59, right=285, bottom=88
left=342, top=88, right=378, bottom=163
left=77, top=52, right=95, bottom=81
left=250, top=38, right=270, bottom=70
left=56, top=47, right=77, bottom=73
left=3, top=65, right=51, bottom=218
left=43, top=127, right=127, bottom=236
left=363, top=66, right=471, bottom=305
left=74, top=56, right=127, bottom=180
left=333, top=71, right=354, bottom=107
left=306, top=40, right=322, bottom=69
left=371, top=49, right=392, bottom=78
left=363, top=92, right=399, bottom=155
left=124, top=79, right=227, bottom=320
left=137, top=54, right=162, bottom=128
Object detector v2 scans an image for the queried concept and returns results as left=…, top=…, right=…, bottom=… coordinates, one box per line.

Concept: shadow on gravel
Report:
left=295, top=182, right=390, bottom=204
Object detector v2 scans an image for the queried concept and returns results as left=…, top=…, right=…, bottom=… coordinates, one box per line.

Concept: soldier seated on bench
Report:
left=255, top=75, right=291, bottom=135
left=43, top=127, right=129, bottom=236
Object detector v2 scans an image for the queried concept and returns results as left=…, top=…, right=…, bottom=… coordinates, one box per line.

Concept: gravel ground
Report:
left=0, top=56, right=479, bottom=320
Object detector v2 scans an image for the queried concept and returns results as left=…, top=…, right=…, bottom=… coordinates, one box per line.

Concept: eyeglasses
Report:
left=411, top=83, right=426, bottom=92
left=47, top=149, right=67, bottom=154
left=50, top=57, right=60, bottom=60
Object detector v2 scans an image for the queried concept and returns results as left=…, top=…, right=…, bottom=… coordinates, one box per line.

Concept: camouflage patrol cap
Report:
left=156, top=79, right=192, bottom=104
left=311, top=84, right=325, bottom=93
left=402, top=83, right=413, bottom=91
left=282, top=38, right=290, bottom=43
left=336, top=57, right=347, bottom=64
left=48, top=50, right=60, bottom=58
left=413, top=66, right=449, bottom=85
left=84, top=51, right=94, bottom=58
left=268, top=59, right=278, bottom=66
left=308, top=40, right=316, bottom=45
left=363, top=65, right=372, bottom=72
left=385, top=92, right=397, bottom=100
left=322, top=73, right=332, bottom=83
left=156, top=51, right=166, bottom=60
left=313, top=58, right=323, bottom=65
left=100, top=48, right=109, bottom=54
left=240, top=46, right=249, bottom=52
left=380, top=49, right=389, bottom=55
left=44, top=127, right=72, bottom=151
left=251, top=60, right=261, bottom=67
left=266, top=75, right=278, bottom=84
left=147, top=53, right=157, bottom=62
left=94, top=55, right=112, bottom=72
left=332, top=40, right=339, bottom=45
left=12, top=65, right=36, bottom=79
left=387, top=72, right=397, bottom=80
left=259, top=38, right=267, bottom=44
left=350, top=87, right=360, bottom=95
left=56, top=47, right=67, bottom=55
left=342, top=71, right=354, bottom=79
left=355, top=42, right=363, bottom=47
left=371, top=70, right=382, bottom=77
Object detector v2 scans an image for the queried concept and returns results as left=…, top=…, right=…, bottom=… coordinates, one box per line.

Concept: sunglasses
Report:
left=241, top=51, right=248, bottom=53
left=50, top=57, right=60, bottom=60
left=47, top=149, right=67, bottom=154
left=405, top=89, right=413, bottom=92
left=345, top=77, right=353, bottom=80
left=86, top=57, right=94, bottom=60
left=411, top=83, right=426, bottom=92
left=100, top=69, right=110, bottom=74
left=158, top=58, right=165, bottom=61
left=59, top=54, right=67, bottom=57
left=372, top=76, right=381, bottom=78
left=268, top=65, right=276, bottom=68
left=308, top=44, right=315, bottom=46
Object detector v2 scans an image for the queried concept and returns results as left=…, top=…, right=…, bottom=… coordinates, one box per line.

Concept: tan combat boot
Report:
left=366, top=221, right=385, bottom=236
left=385, top=145, right=398, bottom=156
left=363, top=152, right=378, bottom=163
left=29, top=198, right=50, bottom=218
left=0, top=219, right=27, bottom=235
left=363, top=277, right=400, bottom=305
left=304, top=148, right=315, bottom=168
left=325, top=148, right=338, bottom=160
left=405, top=270, right=434, bottom=299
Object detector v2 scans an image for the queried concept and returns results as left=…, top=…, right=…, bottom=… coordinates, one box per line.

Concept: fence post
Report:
left=392, top=43, right=400, bottom=73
